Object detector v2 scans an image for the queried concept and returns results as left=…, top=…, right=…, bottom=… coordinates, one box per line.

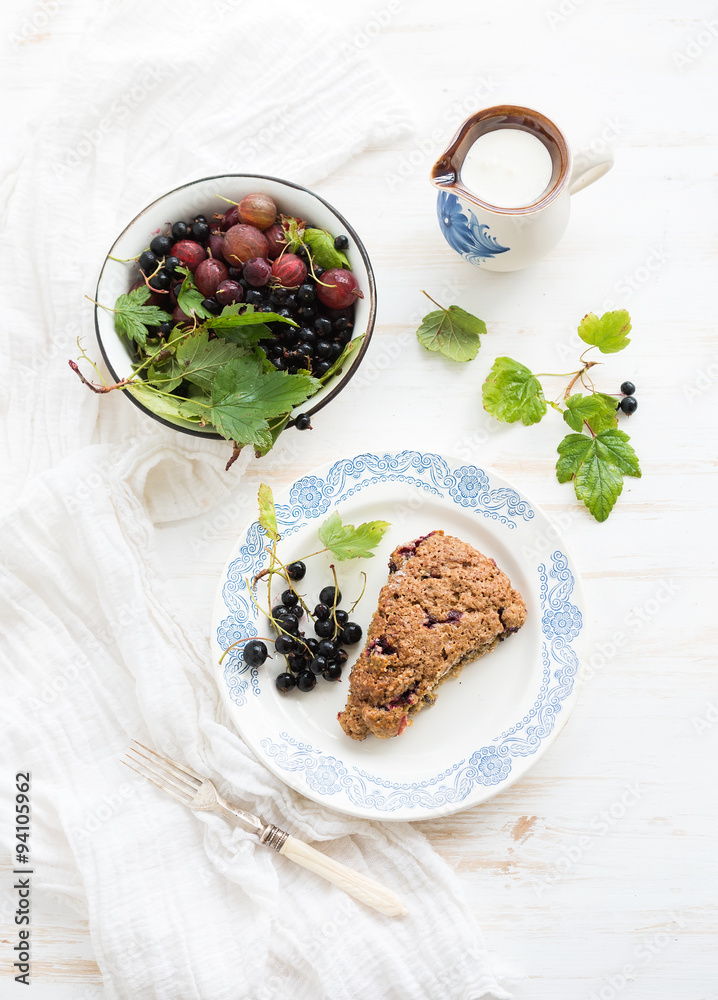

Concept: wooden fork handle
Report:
left=278, top=835, right=408, bottom=917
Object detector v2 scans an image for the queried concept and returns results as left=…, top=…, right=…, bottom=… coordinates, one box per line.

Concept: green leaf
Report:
left=281, top=214, right=305, bottom=253
left=204, top=303, right=297, bottom=332
left=303, top=228, right=351, bottom=270
left=563, top=392, right=618, bottom=433
left=254, top=414, right=291, bottom=457
left=318, top=334, right=365, bottom=384
left=177, top=268, right=213, bottom=320
left=182, top=357, right=320, bottom=446
left=482, top=357, right=547, bottom=425
left=317, top=511, right=391, bottom=560
left=577, top=310, right=632, bottom=354
left=127, top=383, right=202, bottom=424
left=556, top=428, right=641, bottom=522
left=173, top=329, right=244, bottom=392
left=112, top=286, right=172, bottom=347
left=416, top=301, right=486, bottom=362
left=257, top=484, right=279, bottom=540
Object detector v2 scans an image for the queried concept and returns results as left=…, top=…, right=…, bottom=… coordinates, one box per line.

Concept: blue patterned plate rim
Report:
left=210, top=450, right=586, bottom=821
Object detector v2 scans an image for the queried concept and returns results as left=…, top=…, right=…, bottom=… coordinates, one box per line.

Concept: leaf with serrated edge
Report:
left=556, top=428, right=641, bottom=521
left=113, top=286, right=172, bottom=347
left=190, top=359, right=320, bottom=446
left=318, top=334, right=365, bottom=383
left=563, top=392, right=618, bottom=433
left=577, top=310, right=632, bottom=354
left=318, top=511, right=391, bottom=560
left=257, top=483, right=279, bottom=540
left=303, top=228, right=351, bottom=271
left=173, top=329, right=242, bottom=392
left=416, top=305, right=485, bottom=362
left=482, top=356, right=547, bottom=425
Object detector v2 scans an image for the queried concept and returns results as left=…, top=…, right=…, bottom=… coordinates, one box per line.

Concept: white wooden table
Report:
left=3, top=0, right=717, bottom=996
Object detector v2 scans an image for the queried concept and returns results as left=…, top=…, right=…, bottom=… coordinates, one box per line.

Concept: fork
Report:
left=122, top=741, right=408, bottom=918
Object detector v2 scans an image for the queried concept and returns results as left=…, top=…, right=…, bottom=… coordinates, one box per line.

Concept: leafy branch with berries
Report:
left=71, top=192, right=364, bottom=468
left=481, top=310, right=641, bottom=522
left=220, top=485, right=390, bottom=695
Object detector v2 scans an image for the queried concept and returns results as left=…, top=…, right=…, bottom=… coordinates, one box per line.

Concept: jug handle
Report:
left=569, top=147, right=614, bottom=195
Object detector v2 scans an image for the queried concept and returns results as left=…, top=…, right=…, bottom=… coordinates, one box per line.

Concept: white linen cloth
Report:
left=0, top=3, right=509, bottom=997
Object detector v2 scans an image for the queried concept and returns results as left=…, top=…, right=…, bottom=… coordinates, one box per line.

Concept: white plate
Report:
left=211, top=451, right=586, bottom=821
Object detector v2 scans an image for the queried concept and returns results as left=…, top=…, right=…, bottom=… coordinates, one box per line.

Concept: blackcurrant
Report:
left=316, top=339, right=332, bottom=359
left=298, top=283, right=315, bottom=304
left=296, top=671, right=316, bottom=692
left=323, top=662, right=343, bottom=681
left=620, top=381, right=636, bottom=396
left=341, top=623, right=363, bottom=645
left=288, top=653, right=308, bottom=673
left=278, top=616, right=299, bottom=635
left=336, top=648, right=349, bottom=665
left=334, top=235, right=349, bottom=250
left=314, top=603, right=331, bottom=620
left=317, top=639, right=337, bottom=659
left=149, top=270, right=172, bottom=291
left=275, top=672, right=296, bottom=694
left=281, top=589, right=298, bottom=608
left=334, top=609, right=349, bottom=626
left=171, top=221, right=189, bottom=240
left=275, top=635, right=296, bottom=655
left=246, top=289, right=263, bottom=306
left=242, top=639, right=268, bottom=666
left=150, top=235, right=173, bottom=256
left=314, top=316, right=332, bottom=337
left=314, top=360, right=331, bottom=377
left=309, top=655, right=328, bottom=675
left=289, top=605, right=304, bottom=620
left=319, top=586, right=342, bottom=605
left=139, top=250, right=158, bottom=273
left=305, top=637, right=319, bottom=654
left=314, top=619, right=335, bottom=638
left=619, top=395, right=638, bottom=415
left=287, top=561, right=306, bottom=581
left=191, top=221, right=210, bottom=242
left=164, top=255, right=181, bottom=273
left=158, top=322, right=174, bottom=337
left=295, top=413, right=312, bottom=431
left=333, top=317, right=350, bottom=333
left=201, top=297, right=221, bottom=315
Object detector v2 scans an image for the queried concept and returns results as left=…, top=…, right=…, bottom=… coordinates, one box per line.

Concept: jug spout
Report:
left=430, top=156, right=457, bottom=188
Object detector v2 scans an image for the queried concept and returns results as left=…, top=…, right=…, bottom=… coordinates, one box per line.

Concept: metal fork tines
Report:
left=122, top=740, right=204, bottom=807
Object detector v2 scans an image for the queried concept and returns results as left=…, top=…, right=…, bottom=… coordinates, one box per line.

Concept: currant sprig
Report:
left=482, top=310, right=641, bottom=522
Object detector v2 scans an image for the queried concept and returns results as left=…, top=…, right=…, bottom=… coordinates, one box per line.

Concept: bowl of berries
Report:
left=88, top=174, right=375, bottom=467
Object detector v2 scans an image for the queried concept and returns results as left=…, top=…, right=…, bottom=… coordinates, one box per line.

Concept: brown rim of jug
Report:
left=430, top=105, right=571, bottom=216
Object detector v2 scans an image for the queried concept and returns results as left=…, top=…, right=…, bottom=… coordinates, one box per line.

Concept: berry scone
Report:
left=338, top=530, right=526, bottom=741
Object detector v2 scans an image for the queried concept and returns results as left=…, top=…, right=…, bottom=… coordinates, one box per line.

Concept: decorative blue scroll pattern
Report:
left=437, top=191, right=510, bottom=265
left=215, top=452, right=582, bottom=814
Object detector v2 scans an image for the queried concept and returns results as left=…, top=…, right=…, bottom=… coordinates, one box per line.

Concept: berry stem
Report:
left=349, top=572, right=367, bottom=615
left=420, top=289, right=445, bottom=312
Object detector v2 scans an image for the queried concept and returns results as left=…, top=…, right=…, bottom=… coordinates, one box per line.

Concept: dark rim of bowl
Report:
left=94, top=173, right=377, bottom=441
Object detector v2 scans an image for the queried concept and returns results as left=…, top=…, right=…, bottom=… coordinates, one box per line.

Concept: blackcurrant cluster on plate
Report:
left=617, top=380, right=638, bottom=414
left=239, top=559, right=363, bottom=694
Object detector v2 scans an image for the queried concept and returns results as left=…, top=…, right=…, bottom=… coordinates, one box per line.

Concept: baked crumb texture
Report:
left=338, top=530, right=527, bottom=741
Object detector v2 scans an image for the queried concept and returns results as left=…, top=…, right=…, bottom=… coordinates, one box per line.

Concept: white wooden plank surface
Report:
left=2, top=0, right=717, bottom=996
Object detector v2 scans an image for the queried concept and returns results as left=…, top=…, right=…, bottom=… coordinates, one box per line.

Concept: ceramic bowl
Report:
left=94, top=174, right=376, bottom=439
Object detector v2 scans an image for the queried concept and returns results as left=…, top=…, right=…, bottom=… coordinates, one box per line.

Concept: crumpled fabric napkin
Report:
left=0, top=2, right=509, bottom=997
